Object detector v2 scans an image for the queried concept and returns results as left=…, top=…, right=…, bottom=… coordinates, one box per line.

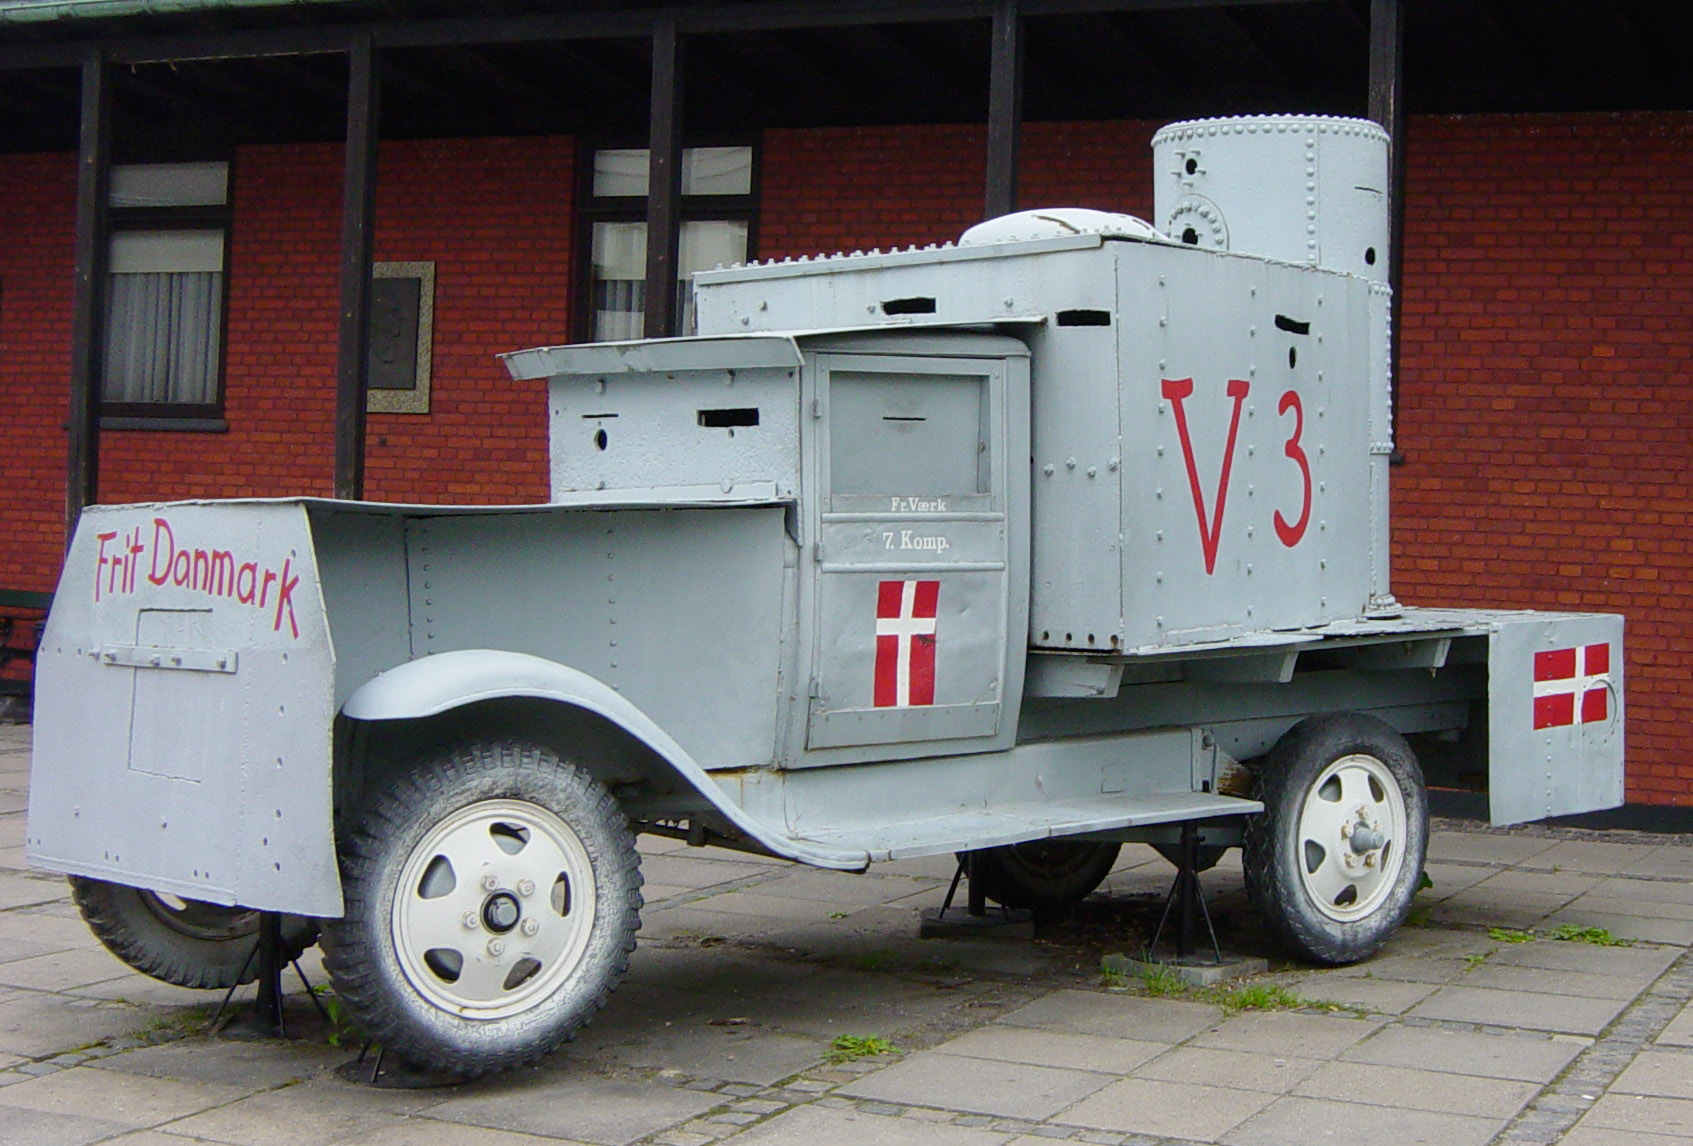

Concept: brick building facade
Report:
left=1, top=110, right=1689, bottom=806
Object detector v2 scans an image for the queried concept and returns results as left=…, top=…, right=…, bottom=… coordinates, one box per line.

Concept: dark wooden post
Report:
left=984, top=0, right=1023, bottom=221
left=334, top=31, right=380, bottom=500
left=1369, top=0, right=1406, bottom=449
left=66, top=48, right=111, bottom=530
left=644, top=17, right=684, bottom=339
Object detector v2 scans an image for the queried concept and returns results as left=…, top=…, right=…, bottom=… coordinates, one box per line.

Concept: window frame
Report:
left=573, top=138, right=760, bottom=343
left=99, top=165, right=234, bottom=430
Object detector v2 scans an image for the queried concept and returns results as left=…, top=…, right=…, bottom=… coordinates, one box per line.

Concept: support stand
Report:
left=918, top=852, right=1031, bottom=937
left=1147, top=822, right=1223, bottom=964
left=208, top=912, right=328, bottom=1039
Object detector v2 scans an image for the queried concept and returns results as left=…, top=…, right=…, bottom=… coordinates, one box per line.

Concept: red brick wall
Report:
left=758, top=120, right=1159, bottom=258
left=1393, top=112, right=1693, bottom=806
left=0, top=153, right=76, bottom=597
left=96, top=136, right=571, bottom=508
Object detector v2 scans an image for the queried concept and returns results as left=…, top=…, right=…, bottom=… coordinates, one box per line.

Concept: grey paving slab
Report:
left=572, top=1013, right=828, bottom=1085
left=1476, top=868, right=1607, bottom=896
left=167, top=1089, right=418, bottom=1146
left=1291, top=1060, right=1538, bottom=1118
left=425, top=1074, right=720, bottom=1145
left=343, top=1121, right=597, bottom=1146
left=1407, top=983, right=1628, bottom=1035
left=1133, top=1046, right=1324, bottom=1093
left=1460, top=961, right=1651, bottom=1001
left=840, top=1049, right=1114, bottom=1119
left=1528, top=839, right=1670, bottom=875
left=1575, top=1094, right=1693, bottom=1137
left=723, top=1104, right=1014, bottom=1146
left=1221, top=1095, right=1504, bottom=1146
left=758, top=868, right=940, bottom=907
left=1591, top=875, right=1693, bottom=905
left=0, top=1103, right=132, bottom=1146
left=1426, top=834, right=1559, bottom=866
left=1319, top=952, right=1468, bottom=985
left=1424, top=890, right=1567, bottom=930
left=1659, top=1002, right=1693, bottom=1048
left=1545, top=910, right=1693, bottom=946
left=1611, top=1050, right=1693, bottom=1099
left=1190, top=1011, right=1381, bottom=1060
left=1616, top=847, right=1693, bottom=881
left=0, top=873, right=75, bottom=911
left=1341, top=1025, right=1586, bottom=1083
left=0, top=944, right=133, bottom=991
left=1288, top=974, right=1437, bottom=1014
left=1487, top=936, right=1681, bottom=978
left=998, top=989, right=1218, bottom=1043
left=1567, top=893, right=1693, bottom=921
left=1560, top=1127, right=1693, bottom=1146
left=929, top=1026, right=1167, bottom=1074
left=0, top=1064, right=246, bottom=1127
left=0, top=993, right=161, bottom=1058
left=1054, top=1076, right=1273, bottom=1141
left=94, top=1035, right=341, bottom=1088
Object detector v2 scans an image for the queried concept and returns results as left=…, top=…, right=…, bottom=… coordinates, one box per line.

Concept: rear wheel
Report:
left=322, top=740, right=642, bottom=1078
left=1243, top=713, right=1427, bottom=964
left=70, top=877, right=317, bottom=989
left=962, top=840, right=1122, bottom=909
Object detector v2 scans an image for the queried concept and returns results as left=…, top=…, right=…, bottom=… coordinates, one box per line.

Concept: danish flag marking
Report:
left=1533, top=643, right=1611, bottom=730
left=874, top=580, right=938, bottom=708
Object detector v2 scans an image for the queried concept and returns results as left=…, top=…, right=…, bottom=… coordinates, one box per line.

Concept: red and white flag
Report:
left=874, top=580, right=938, bottom=708
left=1533, top=643, right=1611, bottom=730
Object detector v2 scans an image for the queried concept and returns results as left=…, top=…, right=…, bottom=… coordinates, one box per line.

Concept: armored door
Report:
left=805, top=349, right=1026, bottom=752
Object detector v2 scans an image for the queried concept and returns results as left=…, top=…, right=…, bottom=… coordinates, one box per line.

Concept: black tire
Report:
left=962, top=840, right=1122, bottom=909
left=321, top=740, right=642, bottom=1078
left=69, top=877, right=318, bottom=990
left=1243, top=713, right=1428, bottom=965
left=1151, top=842, right=1228, bottom=873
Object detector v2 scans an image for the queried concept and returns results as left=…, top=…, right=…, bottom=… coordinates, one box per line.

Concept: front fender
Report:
left=342, top=650, right=867, bottom=870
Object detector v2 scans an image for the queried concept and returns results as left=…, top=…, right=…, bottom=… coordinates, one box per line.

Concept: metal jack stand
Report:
left=1147, top=823, right=1223, bottom=964
left=919, top=852, right=1031, bottom=937
left=208, top=912, right=328, bottom=1039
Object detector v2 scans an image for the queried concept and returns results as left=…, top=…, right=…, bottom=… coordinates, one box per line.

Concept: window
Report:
left=579, top=145, right=754, bottom=341
left=102, top=162, right=231, bottom=421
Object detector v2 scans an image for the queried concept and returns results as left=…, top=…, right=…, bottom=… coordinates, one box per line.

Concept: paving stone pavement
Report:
left=0, top=722, right=1689, bottom=1145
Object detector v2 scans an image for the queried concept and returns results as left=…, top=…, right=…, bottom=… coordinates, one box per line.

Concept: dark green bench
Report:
left=0, top=589, right=53, bottom=712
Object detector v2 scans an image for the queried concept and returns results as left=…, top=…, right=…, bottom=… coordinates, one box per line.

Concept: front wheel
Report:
left=1243, top=713, right=1427, bottom=965
left=321, top=741, right=642, bottom=1078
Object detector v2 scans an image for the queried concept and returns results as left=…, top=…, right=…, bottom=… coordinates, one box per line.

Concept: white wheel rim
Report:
left=392, top=799, right=598, bottom=1020
left=1295, top=754, right=1408, bottom=923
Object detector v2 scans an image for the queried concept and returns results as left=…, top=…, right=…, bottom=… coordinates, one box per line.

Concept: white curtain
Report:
left=104, top=270, right=223, bottom=405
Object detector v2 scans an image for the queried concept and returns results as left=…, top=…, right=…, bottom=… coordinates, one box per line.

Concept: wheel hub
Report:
left=481, top=891, right=522, bottom=934
left=1297, top=753, right=1409, bottom=923
left=391, top=799, right=598, bottom=1020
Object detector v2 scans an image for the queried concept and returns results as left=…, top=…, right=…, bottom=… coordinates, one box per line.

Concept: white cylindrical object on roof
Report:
left=1151, top=115, right=1390, bottom=283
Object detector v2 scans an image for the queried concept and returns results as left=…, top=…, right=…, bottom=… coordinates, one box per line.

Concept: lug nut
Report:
left=517, top=878, right=536, bottom=897
left=522, top=918, right=540, bottom=937
left=481, top=874, right=501, bottom=892
left=488, top=939, right=505, bottom=956
left=462, top=911, right=480, bottom=930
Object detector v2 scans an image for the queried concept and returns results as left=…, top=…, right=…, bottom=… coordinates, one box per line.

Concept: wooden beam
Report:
left=66, top=48, right=110, bottom=530
left=984, top=0, right=1022, bottom=220
left=334, top=31, right=379, bottom=501
left=1368, top=0, right=1405, bottom=452
left=0, top=0, right=1317, bottom=72
left=643, top=17, right=684, bottom=339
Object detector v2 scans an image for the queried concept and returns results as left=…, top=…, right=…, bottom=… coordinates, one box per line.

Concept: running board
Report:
left=782, top=791, right=1261, bottom=865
